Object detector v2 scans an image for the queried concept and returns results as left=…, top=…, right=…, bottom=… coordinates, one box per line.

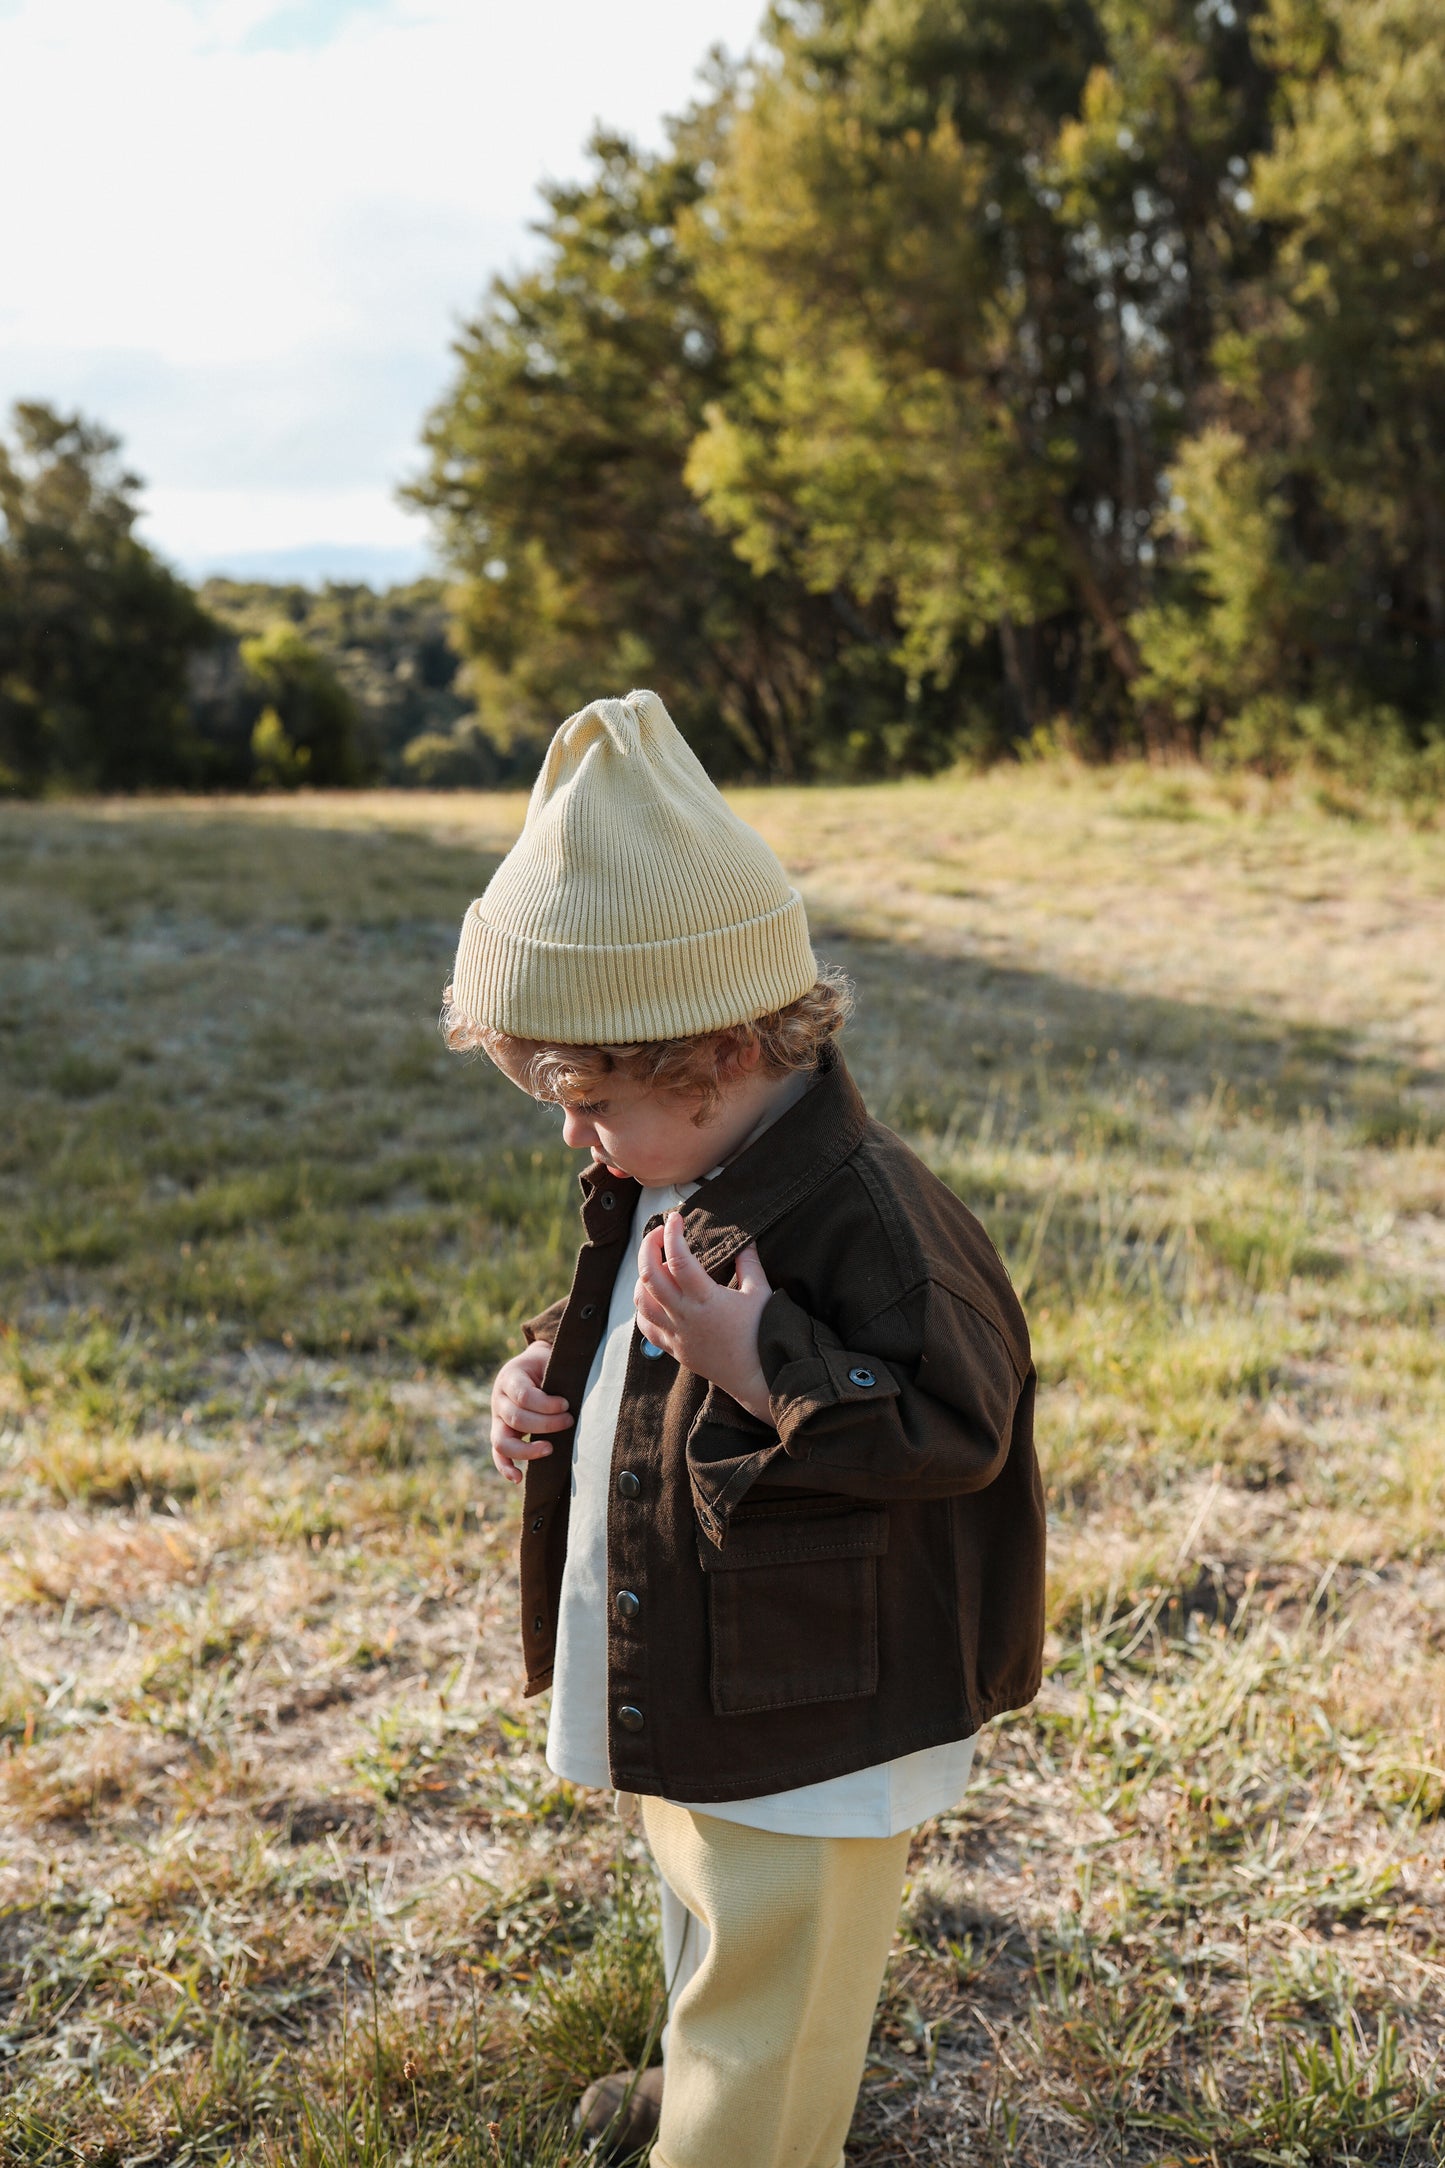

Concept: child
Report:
left=443, top=690, right=1043, bottom=2168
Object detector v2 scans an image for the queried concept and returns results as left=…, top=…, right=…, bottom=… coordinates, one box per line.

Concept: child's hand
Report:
left=634, top=1213, right=773, bottom=1422
left=490, top=1341, right=572, bottom=1485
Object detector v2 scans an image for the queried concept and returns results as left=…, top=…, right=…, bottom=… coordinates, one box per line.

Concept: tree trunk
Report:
left=997, top=612, right=1038, bottom=737
left=1419, top=463, right=1445, bottom=698
left=1048, top=507, right=1141, bottom=685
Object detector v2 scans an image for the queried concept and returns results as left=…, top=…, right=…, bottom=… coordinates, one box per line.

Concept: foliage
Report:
left=199, top=577, right=481, bottom=786
left=236, top=622, right=365, bottom=789
left=0, top=411, right=461, bottom=795
left=405, top=113, right=938, bottom=780
left=410, top=0, right=1445, bottom=781
left=687, top=0, right=1271, bottom=747
left=0, top=402, right=215, bottom=795
left=11, top=2, right=1445, bottom=788
left=1130, top=0, right=1445, bottom=787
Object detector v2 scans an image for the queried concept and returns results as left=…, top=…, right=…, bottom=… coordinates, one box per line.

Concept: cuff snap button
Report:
left=847, top=1365, right=877, bottom=1387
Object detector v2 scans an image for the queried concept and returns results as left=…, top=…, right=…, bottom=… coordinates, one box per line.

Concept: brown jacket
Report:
left=519, top=1050, right=1044, bottom=1801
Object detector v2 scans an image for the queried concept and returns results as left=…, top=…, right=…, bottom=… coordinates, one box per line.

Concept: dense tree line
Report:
left=0, top=405, right=214, bottom=794
left=0, top=402, right=475, bottom=794
left=410, top=0, right=1445, bottom=785
left=5, top=0, right=1442, bottom=793
left=198, top=579, right=481, bottom=784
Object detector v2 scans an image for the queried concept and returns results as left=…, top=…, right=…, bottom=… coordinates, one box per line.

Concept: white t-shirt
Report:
left=544, top=1093, right=976, bottom=1838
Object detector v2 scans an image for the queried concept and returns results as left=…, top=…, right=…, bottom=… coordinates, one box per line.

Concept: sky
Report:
left=0, top=0, right=767, bottom=583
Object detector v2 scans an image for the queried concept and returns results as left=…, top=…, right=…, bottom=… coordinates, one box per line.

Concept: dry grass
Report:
left=0, top=762, right=1442, bottom=2163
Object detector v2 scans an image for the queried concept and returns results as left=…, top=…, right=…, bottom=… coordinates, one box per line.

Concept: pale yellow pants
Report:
left=641, top=1796, right=911, bottom=2168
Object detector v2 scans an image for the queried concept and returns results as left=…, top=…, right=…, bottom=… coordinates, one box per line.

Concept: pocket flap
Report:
left=698, top=1501, right=889, bottom=1574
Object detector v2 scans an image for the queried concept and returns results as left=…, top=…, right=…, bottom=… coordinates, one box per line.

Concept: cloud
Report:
left=0, top=0, right=765, bottom=570
left=144, top=483, right=420, bottom=556
left=236, top=0, right=398, bottom=55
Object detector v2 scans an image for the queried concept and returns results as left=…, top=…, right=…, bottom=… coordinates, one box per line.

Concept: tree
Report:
left=686, top=0, right=1274, bottom=751
left=0, top=402, right=214, bottom=794
left=237, top=622, right=366, bottom=788
left=200, top=577, right=474, bottom=783
left=1131, top=0, right=1445, bottom=771
left=405, top=105, right=930, bottom=780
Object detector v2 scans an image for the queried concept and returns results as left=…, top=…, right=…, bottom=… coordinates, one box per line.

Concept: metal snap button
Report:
left=616, top=1470, right=641, bottom=1499
left=640, top=1339, right=665, bottom=1359
left=617, top=1704, right=645, bottom=1733
left=530, top=1515, right=545, bottom=1533
left=848, top=1365, right=877, bottom=1388
left=600, top=1191, right=616, bottom=1211
left=533, top=1614, right=544, bottom=1633
left=615, top=1589, right=640, bottom=1620
left=580, top=1302, right=597, bottom=1320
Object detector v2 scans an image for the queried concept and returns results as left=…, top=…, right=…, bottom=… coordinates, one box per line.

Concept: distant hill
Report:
left=187, top=544, right=436, bottom=587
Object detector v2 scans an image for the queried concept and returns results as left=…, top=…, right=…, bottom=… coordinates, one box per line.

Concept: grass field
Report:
left=1, top=764, right=1443, bottom=2165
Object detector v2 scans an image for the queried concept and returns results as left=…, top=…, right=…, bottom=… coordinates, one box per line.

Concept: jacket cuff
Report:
left=684, top=1384, right=786, bottom=1544
left=522, top=1295, right=568, bottom=1348
left=757, top=1289, right=901, bottom=1456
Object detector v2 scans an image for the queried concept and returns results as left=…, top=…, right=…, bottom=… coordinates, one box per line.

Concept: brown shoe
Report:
left=575, top=2064, right=665, bottom=2160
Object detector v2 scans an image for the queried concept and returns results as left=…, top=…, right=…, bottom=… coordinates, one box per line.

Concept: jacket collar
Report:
left=576, top=1045, right=868, bottom=1272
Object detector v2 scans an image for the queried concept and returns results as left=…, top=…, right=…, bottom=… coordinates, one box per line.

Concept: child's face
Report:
left=491, top=1040, right=795, bottom=1188
left=554, top=1072, right=758, bottom=1188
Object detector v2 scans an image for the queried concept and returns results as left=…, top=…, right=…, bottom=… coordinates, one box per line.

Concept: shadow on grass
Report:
left=2, top=804, right=1436, bottom=1410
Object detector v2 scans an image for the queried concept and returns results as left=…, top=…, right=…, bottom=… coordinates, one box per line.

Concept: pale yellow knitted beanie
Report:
left=450, top=689, right=816, bottom=1045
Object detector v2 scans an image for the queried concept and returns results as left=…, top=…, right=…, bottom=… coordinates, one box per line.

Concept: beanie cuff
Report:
left=452, top=890, right=818, bottom=1045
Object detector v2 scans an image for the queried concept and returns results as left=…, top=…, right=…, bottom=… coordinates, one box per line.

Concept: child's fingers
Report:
left=662, top=1210, right=713, bottom=1295
left=633, top=1281, right=675, bottom=1337
left=636, top=1292, right=675, bottom=1344
left=733, top=1241, right=772, bottom=1297
left=492, top=1440, right=543, bottom=1484
left=634, top=1260, right=680, bottom=1312
left=635, top=1224, right=677, bottom=1292
left=498, top=1361, right=563, bottom=1413
left=505, top=1379, right=571, bottom=1419
left=494, top=1389, right=572, bottom=1435
left=490, top=1425, right=553, bottom=1469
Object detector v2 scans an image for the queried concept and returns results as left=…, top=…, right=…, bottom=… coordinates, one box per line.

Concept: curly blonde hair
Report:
left=441, top=966, right=853, bottom=1122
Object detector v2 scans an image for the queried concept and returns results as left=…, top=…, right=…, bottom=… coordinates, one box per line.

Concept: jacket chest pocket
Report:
left=697, top=1502, right=889, bottom=1717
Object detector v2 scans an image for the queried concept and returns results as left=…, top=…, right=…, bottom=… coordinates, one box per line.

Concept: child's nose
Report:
left=561, top=1109, right=595, bottom=1150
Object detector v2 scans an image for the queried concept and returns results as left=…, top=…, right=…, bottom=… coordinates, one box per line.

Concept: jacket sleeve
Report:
left=521, top=1295, right=568, bottom=1349
left=685, top=1279, right=1024, bottom=1538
